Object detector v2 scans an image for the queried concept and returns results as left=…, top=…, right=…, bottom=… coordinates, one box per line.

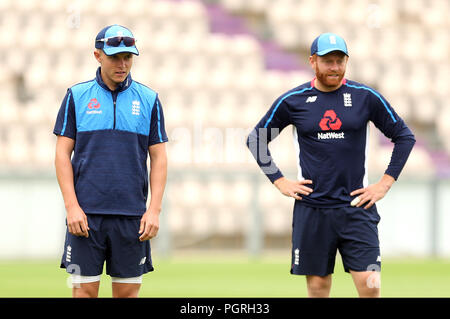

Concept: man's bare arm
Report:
left=55, top=136, right=89, bottom=237
left=139, top=142, right=168, bottom=241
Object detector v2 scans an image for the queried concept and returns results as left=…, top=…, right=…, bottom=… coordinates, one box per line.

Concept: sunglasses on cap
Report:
left=97, top=36, right=136, bottom=47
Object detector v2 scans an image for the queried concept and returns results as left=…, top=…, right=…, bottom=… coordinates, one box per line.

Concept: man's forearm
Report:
left=55, top=153, right=79, bottom=210
left=378, top=174, right=395, bottom=193
left=385, top=135, right=415, bottom=180
left=246, top=127, right=284, bottom=183
left=147, top=156, right=167, bottom=214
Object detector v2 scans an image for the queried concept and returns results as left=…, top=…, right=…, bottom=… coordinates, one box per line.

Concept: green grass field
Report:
left=1, top=254, right=449, bottom=297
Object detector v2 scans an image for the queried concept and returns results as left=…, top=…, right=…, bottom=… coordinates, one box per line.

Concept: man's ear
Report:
left=309, top=54, right=316, bottom=69
left=94, top=49, right=102, bottom=63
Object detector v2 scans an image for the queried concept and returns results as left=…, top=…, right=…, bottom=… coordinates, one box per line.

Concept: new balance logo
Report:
left=139, top=257, right=146, bottom=265
left=306, top=96, right=317, bottom=103
left=343, top=93, right=352, bottom=107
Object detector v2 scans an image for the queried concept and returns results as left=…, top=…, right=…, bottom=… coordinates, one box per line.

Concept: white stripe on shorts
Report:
left=71, top=275, right=101, bottom=284
left=111, top=276, right=143, bottom=284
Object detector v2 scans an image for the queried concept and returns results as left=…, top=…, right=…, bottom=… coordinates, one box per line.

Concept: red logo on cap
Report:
left=87, top=98, right=100, bottom=109
left=319, top=110, right=342, bottom=131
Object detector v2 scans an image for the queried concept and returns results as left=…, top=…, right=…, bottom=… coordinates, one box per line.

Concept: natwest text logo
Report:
left=86, top=98, right=102, bottom=114
left=318, top=110, right=344, bottom=140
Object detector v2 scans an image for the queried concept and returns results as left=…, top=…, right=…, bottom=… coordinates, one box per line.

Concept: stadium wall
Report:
left=0, top=173, right=449, bottom=259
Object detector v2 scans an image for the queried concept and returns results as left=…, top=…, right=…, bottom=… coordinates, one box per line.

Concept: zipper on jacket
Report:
left=112, top=91, right=118, bottom=129
left=113, top=100, right=116, bottom=129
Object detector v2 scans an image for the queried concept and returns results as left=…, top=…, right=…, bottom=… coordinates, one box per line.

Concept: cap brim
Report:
left=316, top=48, right=348, bottom=56
left=103, top=46, right=139, bottom=56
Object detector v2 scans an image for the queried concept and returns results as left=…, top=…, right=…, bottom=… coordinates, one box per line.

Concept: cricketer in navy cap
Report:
left=95, top=24, right=139, bottom=56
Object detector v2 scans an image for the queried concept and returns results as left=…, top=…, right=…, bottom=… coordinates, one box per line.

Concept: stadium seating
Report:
left=0, top=0, right=448, bottom=244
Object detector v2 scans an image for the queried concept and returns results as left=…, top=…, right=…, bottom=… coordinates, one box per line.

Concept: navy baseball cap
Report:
left=310, top=33, right=348, bottom=56
left=95, top=24, right=139, bottom=56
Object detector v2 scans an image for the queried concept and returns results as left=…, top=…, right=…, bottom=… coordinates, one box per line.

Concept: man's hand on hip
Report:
left=350, top=174, right=395, bottom=209
left=274, top=177, right=313, bottom=201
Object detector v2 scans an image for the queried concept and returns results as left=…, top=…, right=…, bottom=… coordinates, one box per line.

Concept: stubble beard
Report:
left=315, top=67, right=345, bottom=90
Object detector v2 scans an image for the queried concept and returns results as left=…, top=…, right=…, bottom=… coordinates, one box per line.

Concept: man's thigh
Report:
left=290, top=203, right=339, bottom=277
left=105, top=216, right=154, bottom=278
left=338, top=205, right=381, bottom=274
left=61, top=215, right=107, bottom=277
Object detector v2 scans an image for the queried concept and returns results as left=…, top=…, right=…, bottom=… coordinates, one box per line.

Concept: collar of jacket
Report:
left=95, top=67, right=132, bottom=93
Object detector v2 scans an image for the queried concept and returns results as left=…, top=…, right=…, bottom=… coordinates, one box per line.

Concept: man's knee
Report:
left=306, top=275, right=332, bottom=297
left=72, top=282, right=100, bottom=298
left=111, top=277, right=142, bottom=298
left=112, top=283, right=141, bottom=298
left=351, top=270, right=381, bottom=298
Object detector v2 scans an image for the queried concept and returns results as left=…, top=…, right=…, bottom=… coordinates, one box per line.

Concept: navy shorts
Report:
left=290, top=201, right=381, bottom=277
left=60, top=214, right=154, bottom=278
